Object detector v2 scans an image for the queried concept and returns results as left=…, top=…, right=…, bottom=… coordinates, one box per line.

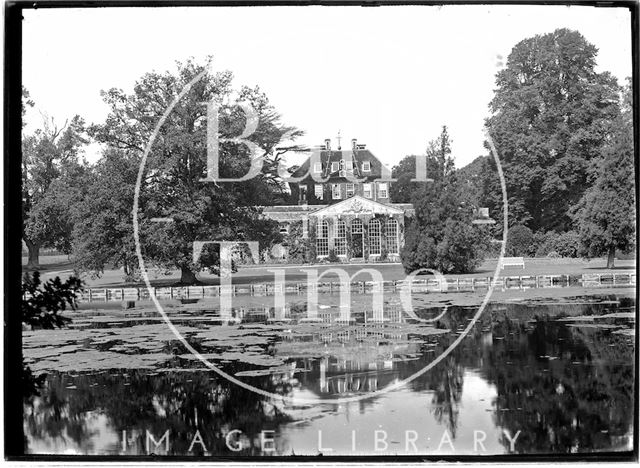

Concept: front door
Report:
left=350, top=219, right=364, bottom=259
left=351, top=233, right=363, bottom=258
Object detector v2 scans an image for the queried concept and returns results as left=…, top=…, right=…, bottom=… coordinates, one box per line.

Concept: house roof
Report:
left=289, top=148, right=392, bottom=182
left=311, top=195, right=405, bottom=218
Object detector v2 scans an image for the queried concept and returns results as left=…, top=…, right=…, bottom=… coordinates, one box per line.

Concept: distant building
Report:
left=262, top=138, right=414, bottom=262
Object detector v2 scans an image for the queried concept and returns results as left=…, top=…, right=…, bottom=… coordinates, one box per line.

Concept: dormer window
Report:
left=331, top=161, right=339, bottom=172
left=362, top=161, right=371, bottom=172
left=332, top=184, right=341, bottom=199
left=313, top=162, right=322, bottom=173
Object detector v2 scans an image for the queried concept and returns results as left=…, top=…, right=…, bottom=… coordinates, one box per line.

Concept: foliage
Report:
left=482, top=29, right=622, bottom=232
left=454, top=155, right=488, bottom=208
left=401, top=129, right=490, bottom=274
left=571, top=79, right=635, bottom=267
left=71, top=150, right=140, bottom=279
left=532, top=231, right=555, bottom=257
left=21, top=271, right=82, bottom=329
left=327, top=249, right=339, bottom=263
left=391, top=126, right=456, bottom=203
left=284, top=221, right=314, bottom=264
left=87, top=58, right=298, bottom=283
left=22, top=89, right=88, bottom=267
left=552, top=231, right=581, bottom=258
left=379, top=246, right=389, bottom=262
left=21, top=271, right=83, bottom=397
left=506, top=224, right=534, bottom=256
left=390, top=155, right=422, bottom=203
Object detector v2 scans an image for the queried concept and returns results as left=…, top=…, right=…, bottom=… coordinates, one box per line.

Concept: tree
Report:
left=391, top=126, right=456, bottom=204
left=89, top=58, right=301, bottom=283
left=70, top=149, right=140, bottom=279
left=483, top=29, right=621, bottom=232
left=505, top=224, right=534, bottom=256
left=454, top=155, right=488, bottom=208
left=22, top=90, right=88, bottom=267
left=400, top=129, right=491, bottom=274
left=572, top=80, right=635, bottom=268
left=390, top=155, right=422, bottom=203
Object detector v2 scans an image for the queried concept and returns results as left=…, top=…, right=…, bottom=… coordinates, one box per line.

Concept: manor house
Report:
left=262, top=138, right=414, bottom=262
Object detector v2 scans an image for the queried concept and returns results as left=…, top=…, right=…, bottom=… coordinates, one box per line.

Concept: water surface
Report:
left=23, top=295, right=635, bottom=456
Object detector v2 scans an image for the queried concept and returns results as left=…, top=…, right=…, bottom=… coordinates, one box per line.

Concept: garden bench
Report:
left=500, top=256, right=525, bottom=269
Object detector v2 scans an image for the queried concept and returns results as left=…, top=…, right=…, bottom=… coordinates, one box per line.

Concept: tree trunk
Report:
left=180, top=266, right=198, bottom=285
left=607, top=245, right=616, bottom=269
left=24, top=239, right=40, bottom=269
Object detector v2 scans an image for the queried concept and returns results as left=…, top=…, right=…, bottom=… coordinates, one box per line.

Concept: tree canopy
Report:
left=22, top=88, right=88, bottom=267
left=87, top=58, right=301, bottom=283
left=571, top=80, right=635, bottom=268
left=483, top=28, right=622, bottom=232
left=400, top=127, right=491, bottom=274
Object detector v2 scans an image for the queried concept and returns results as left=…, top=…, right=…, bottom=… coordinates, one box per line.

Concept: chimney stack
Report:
left=351, top=138, right=357, bottom=150
left=324, top=138, right=331, bottom=150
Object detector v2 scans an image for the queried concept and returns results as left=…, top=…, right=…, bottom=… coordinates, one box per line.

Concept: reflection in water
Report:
left=23, top=298, right=635, bottom=456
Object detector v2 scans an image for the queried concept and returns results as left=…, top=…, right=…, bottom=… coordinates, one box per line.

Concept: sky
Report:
left=22, top=5, right=632, bottom=169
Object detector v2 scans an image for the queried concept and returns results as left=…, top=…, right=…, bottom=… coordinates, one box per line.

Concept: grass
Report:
left=21, top=255, right=635, bottom=288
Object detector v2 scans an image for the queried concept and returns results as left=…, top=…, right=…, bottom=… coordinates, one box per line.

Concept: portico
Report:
left=263, top=196, right=413, bottom=262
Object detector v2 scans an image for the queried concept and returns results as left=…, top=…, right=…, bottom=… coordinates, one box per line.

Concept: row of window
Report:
left=314, top=182, right=388, bottom=200
left=313, top=161, right=371, bottom=173
left=316, top=219, right=399, bottom=257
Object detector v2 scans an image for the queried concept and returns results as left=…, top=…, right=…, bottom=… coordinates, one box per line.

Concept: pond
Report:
left=23, top=294, right=635, bottom=456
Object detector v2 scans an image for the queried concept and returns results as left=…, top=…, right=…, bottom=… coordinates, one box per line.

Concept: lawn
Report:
left=21, top=255, right=635, bottom=288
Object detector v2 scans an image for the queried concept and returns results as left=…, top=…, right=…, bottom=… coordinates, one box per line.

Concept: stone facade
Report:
left=261, top=139, right=414, bottom=263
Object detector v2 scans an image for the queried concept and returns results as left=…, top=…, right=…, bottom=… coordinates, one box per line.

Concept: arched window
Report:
left=335, top=220, right=347, bottom=256
left=369, top=219, right=381, bottom=255
left=351, top=218, right=363, bottom=234
left=386, top=218, right=399, bottom=254
left=316, top=220, right=329, bottom=257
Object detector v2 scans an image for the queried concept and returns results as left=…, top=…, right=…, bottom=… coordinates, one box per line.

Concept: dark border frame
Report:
left=4, top=0, right=639, bottom=462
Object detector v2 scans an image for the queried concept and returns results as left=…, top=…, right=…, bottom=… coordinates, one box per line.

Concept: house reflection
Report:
left=233, top=301, right=408, bottom=325
left=274, top=321, right=422, bottom=397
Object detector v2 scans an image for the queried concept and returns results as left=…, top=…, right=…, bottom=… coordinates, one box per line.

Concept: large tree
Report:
left=401, top=127, right=491, bottom=274
left=22, top=89, right=88, bottom=267
left=571, top=79, right=635, bottom=268
left=483, top=29, right=621, bottom=232
left=89, top=58, right=301, bottom=283
left=70, top=149, right=140, bottom=279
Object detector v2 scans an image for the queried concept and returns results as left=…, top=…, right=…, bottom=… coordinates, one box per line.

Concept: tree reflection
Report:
left=24, top=364, right=294, bottom=455
left=23, top=301, right=635, bottom=456
left=481, top=309, right=634, bottom=454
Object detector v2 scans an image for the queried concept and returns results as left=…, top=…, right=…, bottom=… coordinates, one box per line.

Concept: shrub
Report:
left=401, top=218, right=490, bottom=274
left=554, top=231, right=581, bottom=258
left=284, top=222, right=315, bottom=264
left=533, top=230, right=581, bottom=258
left=401, top=175, right=490, bottom=274
left=327, top=249, right=339, bottom=263
left=482, top=239, right=503, bottom=258
left=506, top=224, right=534, bottom=256
left=534, top=231, right=559, bottom=257
left=547, top=251, right=560, bottom=258
left=379, top=247, right=389, bottom=262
